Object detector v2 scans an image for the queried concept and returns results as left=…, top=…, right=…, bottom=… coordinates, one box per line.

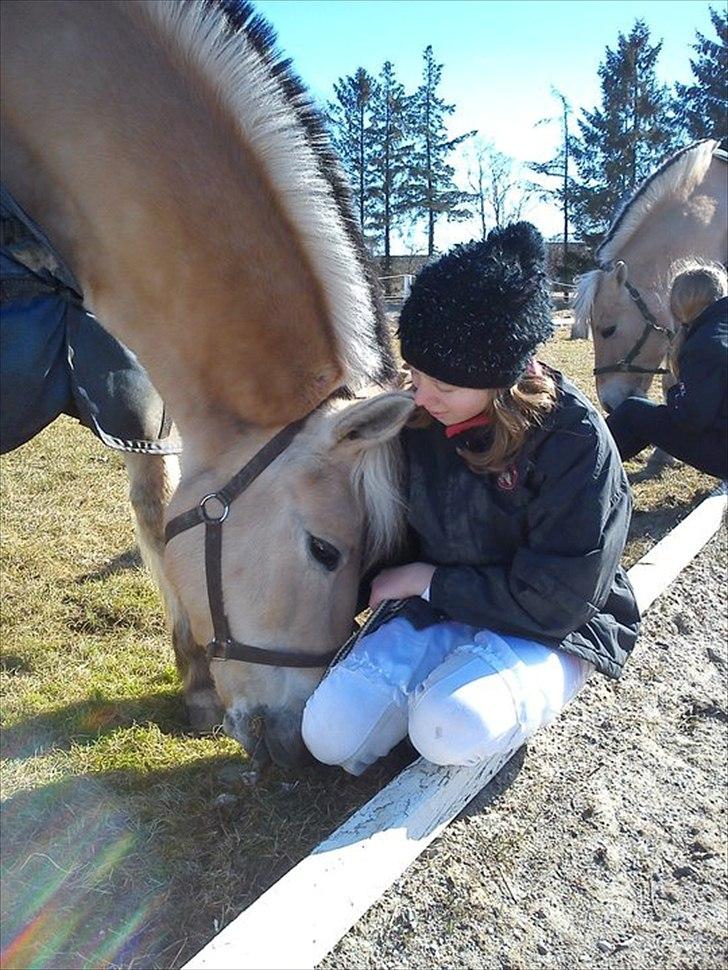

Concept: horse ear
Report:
left=329, top=392, right=415, bottom=454
left=614, top=260, right=628, bottom=286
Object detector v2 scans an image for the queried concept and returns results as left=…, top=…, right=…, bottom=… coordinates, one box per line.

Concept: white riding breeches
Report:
left=302, top=615, right=593, bottom=775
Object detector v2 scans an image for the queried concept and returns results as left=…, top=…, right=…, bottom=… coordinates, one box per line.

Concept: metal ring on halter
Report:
left=199, top=492, right=229, bottom=523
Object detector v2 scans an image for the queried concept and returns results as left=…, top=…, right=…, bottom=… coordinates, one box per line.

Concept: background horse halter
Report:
left=592, top=273, right=674, bottom=378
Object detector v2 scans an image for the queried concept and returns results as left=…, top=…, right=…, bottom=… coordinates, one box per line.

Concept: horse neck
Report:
left=0, top=0, right=341, bottom=434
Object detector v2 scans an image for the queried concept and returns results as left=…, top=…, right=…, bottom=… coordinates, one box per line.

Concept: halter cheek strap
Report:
left=593, top=280, right=674, bottom=377
left=165, top=417, right=338, bottom=669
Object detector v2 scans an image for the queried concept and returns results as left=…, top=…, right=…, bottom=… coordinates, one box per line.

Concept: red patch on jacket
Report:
left=496, top=466, right=518, bottom=491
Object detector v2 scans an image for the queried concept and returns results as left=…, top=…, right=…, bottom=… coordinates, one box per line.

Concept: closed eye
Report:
left=307, top=535, right=341, bottom=572
left=600, top=326, right=617, bottom=339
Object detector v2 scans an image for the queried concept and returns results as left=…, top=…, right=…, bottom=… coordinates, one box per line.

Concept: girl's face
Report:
left=409, top=367, right=494, bottom=426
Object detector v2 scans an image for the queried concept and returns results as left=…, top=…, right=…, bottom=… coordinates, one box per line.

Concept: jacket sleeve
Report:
left=428, top=421, right=632, bottom=639
left=668, top=342, right=726, bottom=431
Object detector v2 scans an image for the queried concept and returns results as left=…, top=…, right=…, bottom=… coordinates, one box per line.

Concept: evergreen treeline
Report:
left=325, top=7, right=727, bottom=267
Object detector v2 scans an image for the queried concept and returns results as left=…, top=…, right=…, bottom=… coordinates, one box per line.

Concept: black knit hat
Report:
left=398, top=222, right=554, bottom=388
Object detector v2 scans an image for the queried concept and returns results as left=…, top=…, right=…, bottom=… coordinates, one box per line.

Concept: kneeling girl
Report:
left=303, top=223, right=640, bottom=775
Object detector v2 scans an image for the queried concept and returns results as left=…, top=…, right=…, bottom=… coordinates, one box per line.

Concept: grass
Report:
left=0, top=326, right=717, bottom=969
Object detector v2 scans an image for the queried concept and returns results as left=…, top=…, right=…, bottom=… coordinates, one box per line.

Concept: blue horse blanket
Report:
left=0, top=184, right=179, bottom=455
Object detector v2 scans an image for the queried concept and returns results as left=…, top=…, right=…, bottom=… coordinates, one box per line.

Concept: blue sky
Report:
left=254, top=0, right=718, bottom=249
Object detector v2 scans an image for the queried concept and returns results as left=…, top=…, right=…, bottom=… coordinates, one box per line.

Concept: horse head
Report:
left=575, top=261, right=672, bottom=411
left=0, top=0, right=410, bottom=766
left=575, top=139, right=727, bottom=412
left=164, top=392, right=414, bottom=766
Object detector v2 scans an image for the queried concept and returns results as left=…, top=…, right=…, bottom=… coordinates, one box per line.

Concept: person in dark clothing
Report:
left=303, top=223, right=640, bottom=775
left=606, top=264, right=727, bottom=480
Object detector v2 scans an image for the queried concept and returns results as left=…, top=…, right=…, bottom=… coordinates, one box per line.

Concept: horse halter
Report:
left=164, top=417, right=338, bottom=669
left=593, top=280, right=674, bottom=377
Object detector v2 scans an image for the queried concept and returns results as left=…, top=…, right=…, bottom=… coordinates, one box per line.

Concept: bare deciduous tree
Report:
left=466, top=140, right=532, bottom=238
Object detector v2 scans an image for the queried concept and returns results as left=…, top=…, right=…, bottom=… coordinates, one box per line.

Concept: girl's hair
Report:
left=407, top=366, right=557, bottom=475
left=669, top=262, right=727, bottom=377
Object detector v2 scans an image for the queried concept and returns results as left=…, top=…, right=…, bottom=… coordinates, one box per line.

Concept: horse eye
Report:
left=601, top=325, right=617, bottom=339
left=308, top=535, right=341, bottom=572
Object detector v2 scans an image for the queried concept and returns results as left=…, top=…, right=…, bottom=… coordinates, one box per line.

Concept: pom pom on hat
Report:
left=398, top=221, right=554, bottom=388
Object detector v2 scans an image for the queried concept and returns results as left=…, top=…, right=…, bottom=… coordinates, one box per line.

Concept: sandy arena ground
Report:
left=323, top=528, right=728, bottom=970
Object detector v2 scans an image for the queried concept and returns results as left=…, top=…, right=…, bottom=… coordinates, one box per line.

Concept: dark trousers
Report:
left=606, top=397, right=727, bottom=480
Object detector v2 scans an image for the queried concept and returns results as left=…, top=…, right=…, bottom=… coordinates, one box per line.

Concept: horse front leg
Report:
left=122, top=452, right=223, bottom=732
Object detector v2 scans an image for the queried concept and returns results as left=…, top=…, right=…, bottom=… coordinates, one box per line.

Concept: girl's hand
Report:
left=369, top=563, right=436, bottom=608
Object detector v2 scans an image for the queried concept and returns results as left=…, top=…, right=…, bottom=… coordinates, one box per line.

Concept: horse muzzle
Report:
left=223, top=705, right=313, bottom=769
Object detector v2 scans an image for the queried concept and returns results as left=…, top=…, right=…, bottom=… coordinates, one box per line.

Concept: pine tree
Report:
left=327, top=68, right=378, bottom=233
left=368, top=61, right=412, bottom=276
left=675, top=7, right=728, bottom=147
left=406, top=46, right=475, bottom=255
left=572, top=20, right=676, bottom=243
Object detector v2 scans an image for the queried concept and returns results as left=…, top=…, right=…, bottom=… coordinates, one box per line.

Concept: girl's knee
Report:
left=408, top=682, right=515, bottom=767
left=302, top=666, right=407, bottom=773
left=301, top=680, right=351, bottom=767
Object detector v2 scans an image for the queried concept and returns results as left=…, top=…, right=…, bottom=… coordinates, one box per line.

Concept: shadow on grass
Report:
left=0, top=654, right=34, bottom=676
left=75, top=547, right=143, bottom=583
left=1, top=690, right=190, bottom=759
left=0, top=745, right=415, bottom=970
left=626, top=491, right=712, bottom=551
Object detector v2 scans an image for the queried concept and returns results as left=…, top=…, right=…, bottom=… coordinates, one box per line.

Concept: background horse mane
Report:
left=596, top=139, right=717, bottom=267
left=573, top=139, right=720, bottom=337
left=146, top=0, right=394, bottom=392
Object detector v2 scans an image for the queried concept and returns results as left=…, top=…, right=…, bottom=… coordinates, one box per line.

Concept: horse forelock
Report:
left=596, top=139, right=719, bottom=266
left=572, top=269, right=601, bottom=336
left=138, top=0, right=392, bottom=389
left=352, top=437, right=407, bottom=572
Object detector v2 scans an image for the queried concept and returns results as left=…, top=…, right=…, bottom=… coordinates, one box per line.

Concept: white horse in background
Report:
left=573, top=139, right=727, bottom=412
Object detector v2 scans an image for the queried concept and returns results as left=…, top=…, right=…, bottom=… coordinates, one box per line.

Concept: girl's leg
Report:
left=408, top=630, right=593, bottom=767
left=302, top=615, right=479, bottom=775
left=606, top=397, right=667, bottom=461
left=607, top=397, right=726, bottom=477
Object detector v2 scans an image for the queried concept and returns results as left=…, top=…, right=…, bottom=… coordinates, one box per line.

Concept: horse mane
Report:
left=596, top=139, right=718, bottom=267
left=140, top=0, right=395, bottom=390
left=572, top=139, right=720, bottom=336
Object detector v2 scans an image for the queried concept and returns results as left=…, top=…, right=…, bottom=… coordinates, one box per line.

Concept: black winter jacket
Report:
left=667, top=296, right=728, bottom=435
left=399, top=372, right=640, bottom=679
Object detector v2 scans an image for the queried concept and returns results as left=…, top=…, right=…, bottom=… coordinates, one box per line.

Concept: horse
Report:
left=1, top=0, right=414, bottom=767
left=572, top=139, right=727, bottom=412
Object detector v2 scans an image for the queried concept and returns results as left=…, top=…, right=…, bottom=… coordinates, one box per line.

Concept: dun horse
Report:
left=573, top=139, right=727, bottom=411
left=1, top=0, right=414, bottom=767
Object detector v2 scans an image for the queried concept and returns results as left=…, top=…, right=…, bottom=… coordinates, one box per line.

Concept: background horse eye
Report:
left=600, top=325, right=617, bottom=339
left=307, top=535, right=341, bottom=572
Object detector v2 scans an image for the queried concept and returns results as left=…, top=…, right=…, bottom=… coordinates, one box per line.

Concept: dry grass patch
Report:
left=0, top=328, right=719, bottom=968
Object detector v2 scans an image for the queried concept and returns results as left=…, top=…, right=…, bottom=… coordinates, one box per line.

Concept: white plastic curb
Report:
left=183, top=482, right=727, bottom=970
